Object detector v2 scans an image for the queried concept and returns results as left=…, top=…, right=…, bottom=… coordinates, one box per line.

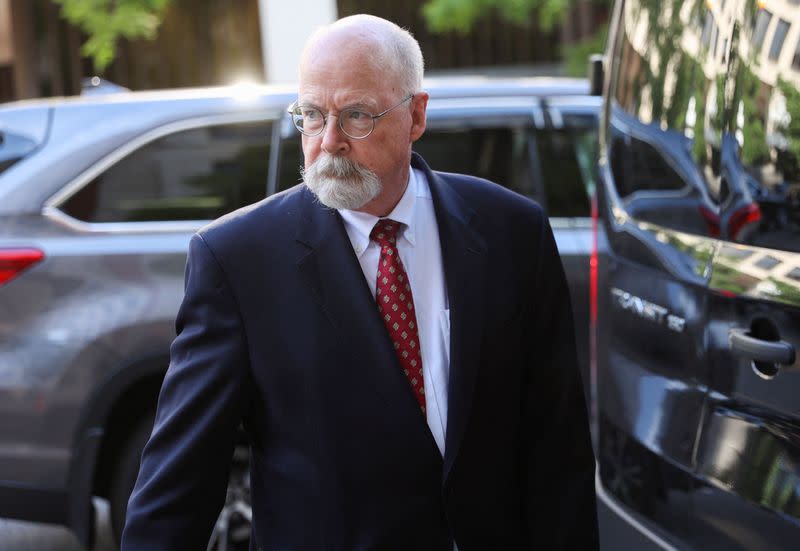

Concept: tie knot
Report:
left=370, top=219, right=402, bottom=247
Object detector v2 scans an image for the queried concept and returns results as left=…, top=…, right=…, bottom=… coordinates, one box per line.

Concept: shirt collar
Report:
left=339, top=166, right=420, bottom=256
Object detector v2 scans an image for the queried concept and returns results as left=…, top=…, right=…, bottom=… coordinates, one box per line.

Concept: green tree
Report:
left=53, top=0, right=172, bottom=72
left=562, top=24, right=606, bottom=77
left=421, top=0, right=570, bottom=33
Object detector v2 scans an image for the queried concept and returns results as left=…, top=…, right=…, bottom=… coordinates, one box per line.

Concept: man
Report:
left=122, top=14, right=597, bottom=551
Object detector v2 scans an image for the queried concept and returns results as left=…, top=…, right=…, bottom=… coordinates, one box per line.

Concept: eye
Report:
left=346, top=109, right=369, bottom=120
left=302, top=108, right=321, bottom=120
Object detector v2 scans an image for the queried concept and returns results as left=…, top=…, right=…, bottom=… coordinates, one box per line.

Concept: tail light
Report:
left=699, top=205, right=721, bottom=237
left=0, top=248, right=45, bottom=286
left=728, top=202, right=762, bottom=241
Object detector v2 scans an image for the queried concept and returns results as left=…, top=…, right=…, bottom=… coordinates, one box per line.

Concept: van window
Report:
left=60, top=122, right=272, bottom=223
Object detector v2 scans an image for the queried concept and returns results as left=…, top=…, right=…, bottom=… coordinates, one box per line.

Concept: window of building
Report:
left=755, top=255, right=781, bottom=270
left=768, top=19, right=791, bottom=61
left=60, top=121, right=272, bottom=223
left=753, top=9, right=773, bottom=51
left=701, top=13, right=714, bottom=47
left=792, top=36, right=800, bottom=70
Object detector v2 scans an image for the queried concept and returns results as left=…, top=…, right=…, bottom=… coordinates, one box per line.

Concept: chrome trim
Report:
left=43, top=111, right=281, bottom=232
left=548, top=107, right=564, bottom=129
left=595, top=471, right=679, bottom=551
left=549, top=217, right=593, bottom=229
left=533, top=107, right=546, bottom=129
left=43, top=206, right=206, bottom=234
left=426, top=96, right=540, bottom=110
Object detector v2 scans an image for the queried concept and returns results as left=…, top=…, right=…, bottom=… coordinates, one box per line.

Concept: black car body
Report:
left=596, top=1, right=800, bottom=549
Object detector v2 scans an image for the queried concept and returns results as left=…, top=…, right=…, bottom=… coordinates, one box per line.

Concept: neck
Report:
left=357, top=165, right=411, bottom=217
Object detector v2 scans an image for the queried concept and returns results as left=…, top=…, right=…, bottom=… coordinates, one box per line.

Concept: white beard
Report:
left=302, top=155, right=382, bottom=211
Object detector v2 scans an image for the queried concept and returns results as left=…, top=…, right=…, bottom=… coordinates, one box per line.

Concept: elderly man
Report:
left=122, top=14, right=597, bottom=551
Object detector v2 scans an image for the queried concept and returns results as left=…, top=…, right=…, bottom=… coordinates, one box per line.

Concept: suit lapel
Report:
left=292, top=158, right=488, bottom=480
left=414, top=155, right=488, bottom=483
left=294, top=187, right=434, bottom=434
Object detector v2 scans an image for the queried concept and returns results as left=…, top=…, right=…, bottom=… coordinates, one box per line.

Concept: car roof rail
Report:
left=81, top=77, right=131, bottom=96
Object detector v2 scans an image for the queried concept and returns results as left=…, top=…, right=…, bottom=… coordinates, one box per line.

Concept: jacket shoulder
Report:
left=196, top=184, right=308, bottom=250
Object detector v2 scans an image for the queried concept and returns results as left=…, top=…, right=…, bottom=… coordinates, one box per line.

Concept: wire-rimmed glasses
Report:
left=288, top=94, right=414, bottom=139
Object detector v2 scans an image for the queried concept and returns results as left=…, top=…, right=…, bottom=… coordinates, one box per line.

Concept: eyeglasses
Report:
left=288, top=94, right=414, bottom=140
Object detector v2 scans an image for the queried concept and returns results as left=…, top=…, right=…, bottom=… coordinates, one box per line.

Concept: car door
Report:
left=596, top=0, right=725, bottom=544
left=690, top=4, right=800, bottom=548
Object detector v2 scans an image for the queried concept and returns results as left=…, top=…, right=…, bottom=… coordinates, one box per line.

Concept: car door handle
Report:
left=728, top=328, right=796, bottom=365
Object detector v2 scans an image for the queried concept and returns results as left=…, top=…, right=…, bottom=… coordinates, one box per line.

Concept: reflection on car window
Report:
left=610, top=0, right=726, bottom=237
left=413, top=124, right=534, bottom=199
left=60, top=122, right=272, bottom=223
left=717, top=5, right=800, bottom=254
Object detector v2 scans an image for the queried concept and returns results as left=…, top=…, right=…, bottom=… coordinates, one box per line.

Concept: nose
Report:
left=320, top=114, right=350, bottom=155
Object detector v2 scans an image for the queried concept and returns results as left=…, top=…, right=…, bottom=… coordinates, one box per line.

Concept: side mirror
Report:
left=588, top=54, right=604, bottom=96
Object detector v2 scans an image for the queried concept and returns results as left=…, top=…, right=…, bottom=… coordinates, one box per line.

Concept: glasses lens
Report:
left=293, top=106, right=324, bottom=135
left=340, top=109, right=374, bottom=139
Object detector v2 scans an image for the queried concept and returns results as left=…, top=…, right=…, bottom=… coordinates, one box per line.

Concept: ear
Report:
left=409, top=92, right=429, bottom=143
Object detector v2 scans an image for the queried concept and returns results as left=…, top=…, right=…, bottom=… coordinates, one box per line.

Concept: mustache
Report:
left=302, top=155, right=370, bottom=180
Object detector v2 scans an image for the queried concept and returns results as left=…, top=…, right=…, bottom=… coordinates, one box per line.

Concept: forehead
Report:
left=299, top=34, right=399, bottom=106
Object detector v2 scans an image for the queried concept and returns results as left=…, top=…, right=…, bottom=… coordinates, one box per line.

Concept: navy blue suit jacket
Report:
left=122, top=154, right=598, bottom=550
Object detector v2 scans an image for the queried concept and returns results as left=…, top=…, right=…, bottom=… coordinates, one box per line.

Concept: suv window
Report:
left=60, top=121, right=272, bottom=223
left=536, top=124, right=594, bottom=217
left=414, top=125, right=534, bottom=198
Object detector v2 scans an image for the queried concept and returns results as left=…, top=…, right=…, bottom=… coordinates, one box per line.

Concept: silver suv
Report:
left=0, top=77, right=599, bottom=548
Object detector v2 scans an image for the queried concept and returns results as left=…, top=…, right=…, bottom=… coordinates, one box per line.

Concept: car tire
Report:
left=109, top=412, right=155, bottom=545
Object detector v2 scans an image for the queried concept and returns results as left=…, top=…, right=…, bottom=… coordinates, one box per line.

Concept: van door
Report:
left=596, top=0, right=724, bottom=544
left=691, top=4, right=800, bottom=548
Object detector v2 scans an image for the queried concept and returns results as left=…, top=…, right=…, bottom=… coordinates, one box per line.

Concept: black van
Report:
left=595, top=0, right=800, bottom=549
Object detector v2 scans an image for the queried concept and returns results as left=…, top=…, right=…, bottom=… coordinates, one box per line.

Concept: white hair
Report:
left=302, top=14, right=424, bottom=96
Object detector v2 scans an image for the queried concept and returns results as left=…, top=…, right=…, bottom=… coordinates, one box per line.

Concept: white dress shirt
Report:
left=338, top=167, right=450, bottom=457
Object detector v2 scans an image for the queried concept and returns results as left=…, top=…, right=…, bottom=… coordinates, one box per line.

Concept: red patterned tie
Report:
left=371, top=219, right=425, bottom=413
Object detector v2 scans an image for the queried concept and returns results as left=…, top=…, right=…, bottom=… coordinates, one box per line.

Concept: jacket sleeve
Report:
left=121, top=233, right=251, bottom=550
left=523, top=215, right=599, bottom=549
